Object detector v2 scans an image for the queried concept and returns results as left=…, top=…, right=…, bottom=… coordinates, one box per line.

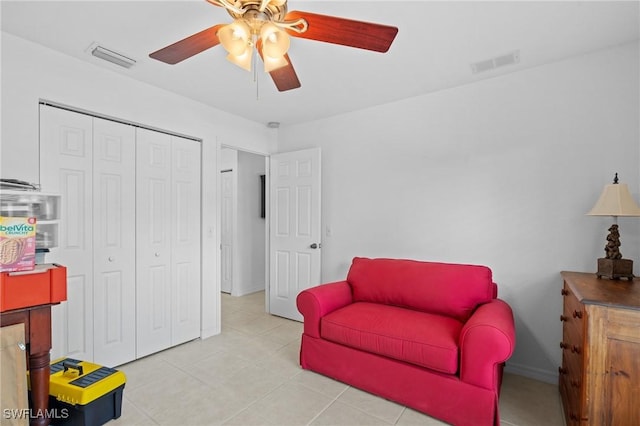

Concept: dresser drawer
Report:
left=560, top=281, right=588, bottom=425
left=560, top=375, right=584, bottom=425
left=562, top=284, right=586, bottom=326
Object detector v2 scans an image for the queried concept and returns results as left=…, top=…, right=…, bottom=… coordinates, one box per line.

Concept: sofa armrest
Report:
left=296, top=281, right=353, bottom=338
left=459, top=298, right=515, bottom=391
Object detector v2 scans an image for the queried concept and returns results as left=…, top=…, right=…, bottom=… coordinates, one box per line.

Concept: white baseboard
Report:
left=233, top=284, right=266, bottom=297
left=504, top=362, right=558, bottom=384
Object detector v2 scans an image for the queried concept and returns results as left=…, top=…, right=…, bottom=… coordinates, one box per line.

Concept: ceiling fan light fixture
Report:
left=226, top=50, right=253, bottom=71
left=149, top=0, right=398, bottom=92
left=260, top=22, right=290, bottom=58
left=219, top=20, right=251, bottom=56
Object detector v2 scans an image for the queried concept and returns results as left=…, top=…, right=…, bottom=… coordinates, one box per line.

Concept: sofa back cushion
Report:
left=346, top=257, right=495, bottom=322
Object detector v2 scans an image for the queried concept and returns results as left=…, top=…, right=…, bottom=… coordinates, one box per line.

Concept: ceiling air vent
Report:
left=87, top=43, right=136, bottom=69
left=470, top=50, right=520, bottom=74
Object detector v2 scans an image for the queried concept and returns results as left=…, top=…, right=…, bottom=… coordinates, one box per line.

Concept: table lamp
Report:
left=587, top=173, right=640, bottom=280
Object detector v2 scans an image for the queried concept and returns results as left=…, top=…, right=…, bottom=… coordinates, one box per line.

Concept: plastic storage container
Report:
left=0, top=190, right=61, bottom=250
left=43, top=358, right=126, bottom=426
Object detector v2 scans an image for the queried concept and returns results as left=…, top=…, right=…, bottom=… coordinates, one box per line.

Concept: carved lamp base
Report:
left=596, top=258, right=634, bottom=280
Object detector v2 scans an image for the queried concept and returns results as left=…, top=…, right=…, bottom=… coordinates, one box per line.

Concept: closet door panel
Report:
left=136, top=128, right=172, bottom=357
left=39, top=105, right=94, bottom=361
left=171, top=137, right=201, bottom=344
left=93, top=118, right=136, bottom=366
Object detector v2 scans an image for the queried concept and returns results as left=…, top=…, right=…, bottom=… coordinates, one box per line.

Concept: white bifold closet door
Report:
left=41, top=106, right=95, bottom=362
left=40, top=106, right=137, bottom=366
left=41, top=105, right=201, bottom=366
left=135, top=128, right=201, bottom=358
left=92, top=119, right=136, bottom=367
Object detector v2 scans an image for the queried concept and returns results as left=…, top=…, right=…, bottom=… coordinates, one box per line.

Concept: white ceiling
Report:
left=2, top=1, right=639, bottom=127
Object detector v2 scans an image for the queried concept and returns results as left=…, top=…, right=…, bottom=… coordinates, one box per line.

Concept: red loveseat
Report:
left=296, top=257, right=515, bottom=426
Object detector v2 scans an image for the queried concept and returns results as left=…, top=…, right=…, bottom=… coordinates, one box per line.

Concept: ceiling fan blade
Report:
left=284, top=10, right=398, bottom=53
left=268, top=56, right=301, bottom=92
left=149, top=24, right=224, bottom=64
left=256, top=40, right=301, bottom=92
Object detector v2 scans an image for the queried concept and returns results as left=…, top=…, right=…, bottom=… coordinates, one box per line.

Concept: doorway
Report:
left=220, top=147, right=267, bottom=297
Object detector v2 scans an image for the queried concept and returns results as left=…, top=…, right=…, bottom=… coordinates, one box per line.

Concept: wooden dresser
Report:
left=559, top=271, right=640, bottom=425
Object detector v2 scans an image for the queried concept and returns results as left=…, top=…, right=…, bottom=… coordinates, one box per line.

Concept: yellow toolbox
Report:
left=45, top=358, right=126, bottom=425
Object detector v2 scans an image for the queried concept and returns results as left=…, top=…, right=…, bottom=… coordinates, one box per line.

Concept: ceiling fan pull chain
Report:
left=252, top=41, right=258, bottom=84
left=252, top=47, right=261, bottom=101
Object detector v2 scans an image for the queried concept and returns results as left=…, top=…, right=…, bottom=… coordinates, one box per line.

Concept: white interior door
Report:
left=220, top=170, right=234, bottom=294
left=269, top=147, right=321, bottom=321
left=92, top=117, right=136, bottom=367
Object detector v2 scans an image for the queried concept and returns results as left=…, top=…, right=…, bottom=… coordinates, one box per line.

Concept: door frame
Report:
left=216, top=145, right=322, bottom=319
left=218, top=144, right=271, bottom=312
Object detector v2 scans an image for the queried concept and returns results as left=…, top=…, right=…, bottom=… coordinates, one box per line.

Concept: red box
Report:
left=0, top=264, right=67, bottom=312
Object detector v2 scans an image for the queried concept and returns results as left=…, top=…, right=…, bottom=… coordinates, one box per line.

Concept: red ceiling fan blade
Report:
left=267, top=56, right=301, bottom=92
left=284, top=10, right=398, bottom=53
left=149, top=24, right=224, bottom=64
left=256, top=40, right=301, bottom=92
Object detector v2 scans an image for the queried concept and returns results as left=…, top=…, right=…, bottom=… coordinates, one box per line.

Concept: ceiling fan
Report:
left=149, top=0, right=398, bottom=92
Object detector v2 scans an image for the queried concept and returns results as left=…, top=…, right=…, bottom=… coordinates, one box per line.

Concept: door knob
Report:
left=310, top=243, right=321, bottom=249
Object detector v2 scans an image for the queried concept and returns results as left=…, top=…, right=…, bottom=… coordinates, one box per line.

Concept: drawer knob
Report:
left=571, top=345, right=581, bottom=354
left=558, top=367, right=567, bottom=375
left=560, top=315, right=568, bottom=322
left=561, top=289, right=569, bottom=296
left=560, top=342, right=569, bottom=350
left=572, top=310, right=583, bottom=319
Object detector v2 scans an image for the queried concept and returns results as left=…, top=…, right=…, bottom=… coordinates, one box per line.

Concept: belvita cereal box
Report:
left=0, top=217, right=36, bottom=272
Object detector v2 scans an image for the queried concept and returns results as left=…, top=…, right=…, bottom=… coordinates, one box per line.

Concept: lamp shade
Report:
left=260, top=22, right=290, bottom=58
left=226, top=50, right=252, bottom=72
left=587, top=183, right=640, bottom=217
left=219, top=20, right=251, bottom=56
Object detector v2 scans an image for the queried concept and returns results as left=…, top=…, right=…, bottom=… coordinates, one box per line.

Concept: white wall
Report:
left=236, top=150, right=266, bottom=295
left=0, top=32, right=273, bottom=338
left=220, top=148, right=266, bottom=296
left=277, top=41, right=640, bottom=383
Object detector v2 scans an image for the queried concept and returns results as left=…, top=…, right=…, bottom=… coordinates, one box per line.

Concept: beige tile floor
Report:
left=113, top=291, right=565, bottom=426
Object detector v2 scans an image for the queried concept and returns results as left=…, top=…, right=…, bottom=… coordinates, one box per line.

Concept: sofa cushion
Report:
left=321, top=302, right=463, bottom=374
left=346, top=257, right=494, bottom=322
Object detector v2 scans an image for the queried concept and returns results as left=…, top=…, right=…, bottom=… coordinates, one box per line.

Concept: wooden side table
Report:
left=1, top=304, right=56, bottom=426
left=1, top=263, right=67, bottom=426
left=559, top=271, right=640, bottom=425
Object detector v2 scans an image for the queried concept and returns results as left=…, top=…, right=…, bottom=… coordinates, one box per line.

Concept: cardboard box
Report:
left=0, top=216, right=36, bottom=272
